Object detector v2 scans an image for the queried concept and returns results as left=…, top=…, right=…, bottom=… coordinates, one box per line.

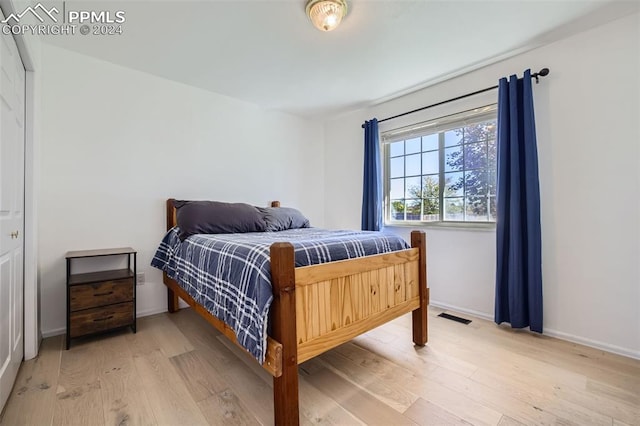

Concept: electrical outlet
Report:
left=136, top=272, right=145, bottom=285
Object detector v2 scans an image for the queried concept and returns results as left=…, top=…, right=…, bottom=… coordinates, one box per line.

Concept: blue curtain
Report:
left=361, top=119, right=382, bottom=231
left=495, top=69, right=543, bottom=333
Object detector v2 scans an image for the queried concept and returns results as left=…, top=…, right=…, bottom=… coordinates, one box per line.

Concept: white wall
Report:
left=324, top=13, right=640, bottom=358
left=39, top=44, right=325, bottom=336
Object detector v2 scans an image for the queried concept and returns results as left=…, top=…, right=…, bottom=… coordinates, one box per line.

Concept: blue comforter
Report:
left=151, top=228, right=409, bottom=363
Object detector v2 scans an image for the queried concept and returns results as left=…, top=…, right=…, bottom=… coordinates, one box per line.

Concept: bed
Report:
left=155, top=199, right=429, bottom=425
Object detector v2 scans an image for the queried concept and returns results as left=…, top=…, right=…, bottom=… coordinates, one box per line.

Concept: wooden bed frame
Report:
left=162, top=199, right=429, bottom=425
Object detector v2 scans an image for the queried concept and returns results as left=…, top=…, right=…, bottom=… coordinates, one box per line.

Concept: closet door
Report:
left=0, top=8, right=26, bottom=411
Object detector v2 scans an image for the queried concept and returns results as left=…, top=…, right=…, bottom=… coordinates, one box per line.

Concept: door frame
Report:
left=0, top=0, right=40, bottom=360
left=23, top=69, right=38, bottom=360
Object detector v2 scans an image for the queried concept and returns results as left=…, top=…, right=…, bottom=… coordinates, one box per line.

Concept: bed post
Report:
left=166, top=198, right=177, bottom=230
left=165, top=274, right=180, bottom=313
left=166, top=198, right=180, bottom=313
left=270, top=242, right=299, bottom=426
left=411, top=231, right=428, bottom=346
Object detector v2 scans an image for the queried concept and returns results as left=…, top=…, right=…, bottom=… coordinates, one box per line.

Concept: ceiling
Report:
left=42, top=0, right=638, bottom=118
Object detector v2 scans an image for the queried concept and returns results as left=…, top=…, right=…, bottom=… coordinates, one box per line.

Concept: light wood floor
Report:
left=1, top=307, right=638, bottom=426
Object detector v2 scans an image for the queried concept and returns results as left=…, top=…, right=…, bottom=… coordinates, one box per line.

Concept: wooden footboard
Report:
left=293, top=238, right=426, bottom=362
left=162, top=199, right=428, bottom=426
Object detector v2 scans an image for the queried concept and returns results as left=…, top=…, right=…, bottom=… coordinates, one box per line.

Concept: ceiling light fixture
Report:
left=306, top=0, right=348, bottom=32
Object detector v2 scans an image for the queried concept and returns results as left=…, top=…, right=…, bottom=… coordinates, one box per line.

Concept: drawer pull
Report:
left=93, top=315, right=114, bottom=322
left=93, top=291, right=114, bottom=297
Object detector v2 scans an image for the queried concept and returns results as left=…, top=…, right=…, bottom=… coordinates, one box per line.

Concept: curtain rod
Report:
left=362, top=68, right=550, bottom=128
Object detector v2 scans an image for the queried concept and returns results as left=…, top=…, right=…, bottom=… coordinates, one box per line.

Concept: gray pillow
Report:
left=174, top=200, right=266, bottom=240
left=257, top=207, right=310, bottom=232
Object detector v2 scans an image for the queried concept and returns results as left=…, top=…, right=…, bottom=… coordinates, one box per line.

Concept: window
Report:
left=383, top=105, right=497, bottom=225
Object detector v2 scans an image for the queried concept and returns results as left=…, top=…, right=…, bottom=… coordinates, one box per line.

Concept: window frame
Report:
left=382, top=104, right=498, bottom=229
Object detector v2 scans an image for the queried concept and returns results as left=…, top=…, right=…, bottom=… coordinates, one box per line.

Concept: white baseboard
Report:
left=42, top=327, right=65, bottom=338
left=42, top=300, right=640, bottom=361
left=430, top=299, right=493, bottom=322
left=543, top=328, right=640, bottom=361
left=41, top=307, right=170, bottom=339
left=136, top=306, right=169, bottom=318
left=430, top=300, right=640, bottom=361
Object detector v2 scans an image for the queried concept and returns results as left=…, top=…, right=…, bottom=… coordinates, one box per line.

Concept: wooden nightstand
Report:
left=65, top=247, right=137, bottom=349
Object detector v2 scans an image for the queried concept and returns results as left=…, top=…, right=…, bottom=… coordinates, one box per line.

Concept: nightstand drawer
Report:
left=70, top=279, right=134, bottom=311
left=69, top=302, right=133, bottom=338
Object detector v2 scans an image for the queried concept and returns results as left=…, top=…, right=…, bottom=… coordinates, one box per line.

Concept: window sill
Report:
left=385, top=220, right=496, bottom=231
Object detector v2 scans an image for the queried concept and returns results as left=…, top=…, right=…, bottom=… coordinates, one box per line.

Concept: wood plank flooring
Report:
left=1, top=306, right=638, bottom=425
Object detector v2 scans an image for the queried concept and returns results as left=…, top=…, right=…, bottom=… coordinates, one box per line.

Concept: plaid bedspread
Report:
left=151, top=228, right=409, bottom=363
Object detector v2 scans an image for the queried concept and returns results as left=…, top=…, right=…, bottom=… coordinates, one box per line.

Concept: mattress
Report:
left=151, top=227, right=409, bottom=362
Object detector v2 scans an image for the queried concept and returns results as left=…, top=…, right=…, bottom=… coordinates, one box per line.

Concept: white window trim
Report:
left=382, top=104, right=498, bottom=228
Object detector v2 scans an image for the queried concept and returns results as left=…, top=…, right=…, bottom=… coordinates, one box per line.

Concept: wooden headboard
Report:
left=165, top=199, right=281, bottom=231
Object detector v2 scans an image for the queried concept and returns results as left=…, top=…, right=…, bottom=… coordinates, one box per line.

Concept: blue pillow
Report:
left=257, top=207, right=310, bottom=232
left=174, top=200, right=266, bottom=240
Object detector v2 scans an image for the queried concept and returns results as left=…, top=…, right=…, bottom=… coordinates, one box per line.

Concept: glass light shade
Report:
left=306, top=0, right=347, bottom=32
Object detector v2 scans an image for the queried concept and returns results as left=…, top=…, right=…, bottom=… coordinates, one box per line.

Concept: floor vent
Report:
left=438, top=312, right=472, bottom=325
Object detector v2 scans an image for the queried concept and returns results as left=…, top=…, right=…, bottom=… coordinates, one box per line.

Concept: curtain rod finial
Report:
left=532, top=68, right=550, bottom=84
